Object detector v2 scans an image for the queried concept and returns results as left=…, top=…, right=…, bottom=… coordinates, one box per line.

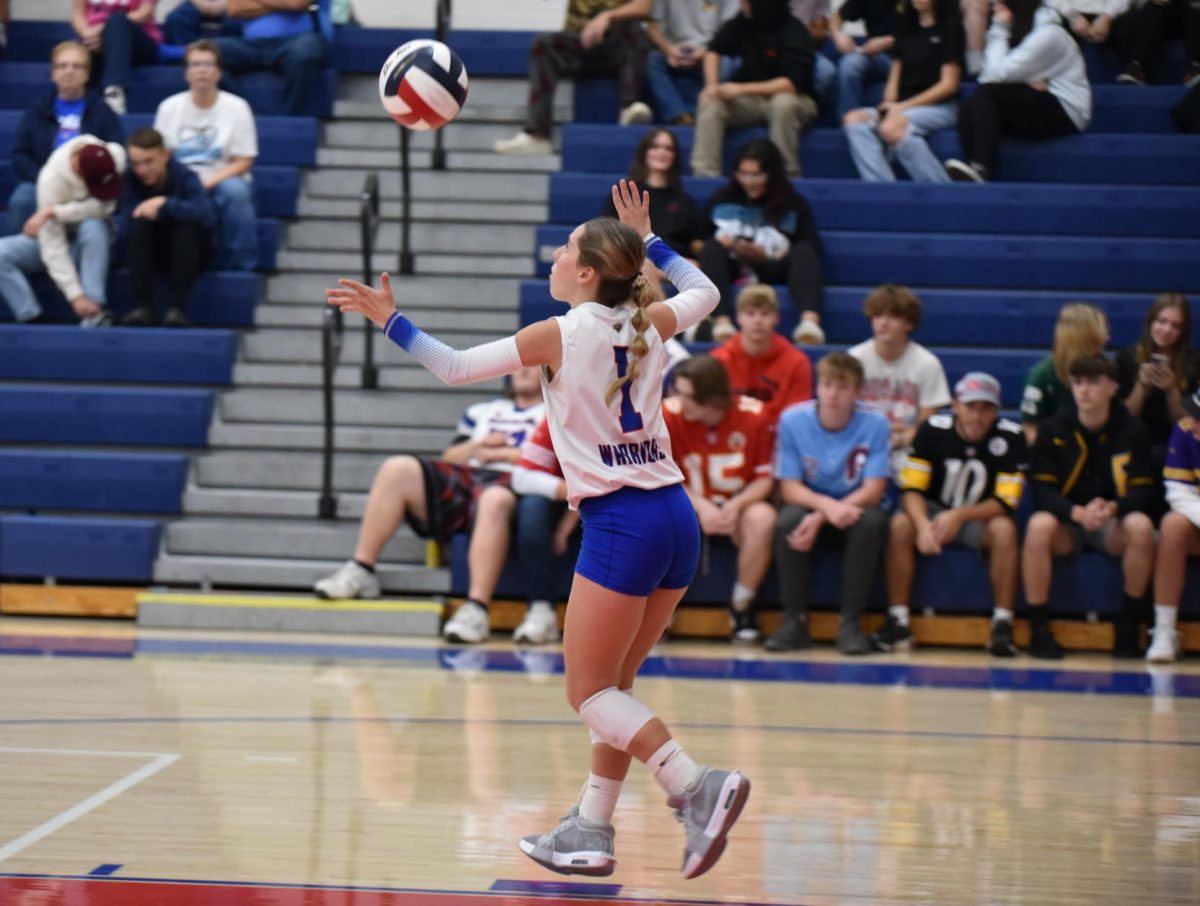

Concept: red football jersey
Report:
left=515, top=417, right=562, bottom=477
left=663, top=395, right=774, bottom=502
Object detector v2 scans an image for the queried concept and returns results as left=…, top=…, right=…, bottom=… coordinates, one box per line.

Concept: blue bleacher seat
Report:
left=119, top=113, right=319, bottom=167
left=0, top=450, right=188, bottom=513
left=0, top=514, right=161, bottom=582
left=333, top=28, right=537, bottom=77
left=0, top=324, right=237, bottom=384
left=0, top=385, right=214, bottom=447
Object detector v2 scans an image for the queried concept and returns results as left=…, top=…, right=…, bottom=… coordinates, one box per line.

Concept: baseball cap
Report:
left=1183, top=387, right=1200, bottom=420
left=955, top=372, right=1002, bottom=407
left=77, top=144, right=121, bottom=201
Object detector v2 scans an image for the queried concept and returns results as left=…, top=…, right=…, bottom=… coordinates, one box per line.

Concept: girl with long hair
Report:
left=1118, top=293, right=1198, bottom=445
left=1019, top=301, right=1109, bottom=444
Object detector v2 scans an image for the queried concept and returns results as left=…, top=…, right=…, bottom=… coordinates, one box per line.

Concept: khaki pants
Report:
left=690, top=91, right=818, bottom=177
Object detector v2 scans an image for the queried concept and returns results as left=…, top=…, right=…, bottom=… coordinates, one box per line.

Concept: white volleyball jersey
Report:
left=454, top=398, right=545, bottom=472
left=541, top=301, right=684, bottom=508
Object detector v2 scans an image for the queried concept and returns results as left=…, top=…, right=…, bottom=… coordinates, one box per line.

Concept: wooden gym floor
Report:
left=0, top=616, right=1197, bottom=905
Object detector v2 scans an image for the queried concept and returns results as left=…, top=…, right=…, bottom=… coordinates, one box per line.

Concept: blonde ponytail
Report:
left=605, top=274, right=654, bottom=405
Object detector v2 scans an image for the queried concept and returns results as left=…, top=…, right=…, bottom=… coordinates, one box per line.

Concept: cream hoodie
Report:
left=35, top=135, right=127, bottom=302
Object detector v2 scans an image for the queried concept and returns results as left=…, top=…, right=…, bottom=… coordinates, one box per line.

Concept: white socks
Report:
left=731, top=582, right=755, bottom=612
left=578, top=772, right=622, bottom=823
left=889, top=605, right=910, bottom=626
left=993, top=607, right=1014, bottom=624
left=1154, top=604, right=1177, bottom=632
left=648, top=739, right=702, bottom=797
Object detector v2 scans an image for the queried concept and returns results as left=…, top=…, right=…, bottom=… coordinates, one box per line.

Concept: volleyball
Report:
left=379, top=40, right=469, bottom=131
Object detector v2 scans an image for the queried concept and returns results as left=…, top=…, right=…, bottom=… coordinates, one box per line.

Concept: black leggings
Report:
left=696, top=237, right=823, bottom=322
left=957, top=83, right=1080, bottom=178
left=128, top=218, right=213, bottom=312
left=1130, top=0, right=1200, bottom=68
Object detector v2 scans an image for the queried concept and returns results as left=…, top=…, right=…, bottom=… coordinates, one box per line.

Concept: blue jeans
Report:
left=845, top=102, right=957, bottom=182
left=813, top=53, right=837, bottom=120
left=210, top=177, right=258, bottom=270
left=98, top=13, right=160, bottom=87
left=4, top=182, right=37, bottom=237
left=516, top=494, right=573, bottom=604
left=213, top=32, right=328, bottom=116
left=163, top=1, right=241, bottom=43
left=645, top=50, right=704, bottom=122
left=0, top=220, right=110, bottom=321
left=836, top=51, right=892, bottom=121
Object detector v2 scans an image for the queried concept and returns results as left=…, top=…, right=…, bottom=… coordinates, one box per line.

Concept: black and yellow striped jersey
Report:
left=899, top=414, right=1028, bottom=512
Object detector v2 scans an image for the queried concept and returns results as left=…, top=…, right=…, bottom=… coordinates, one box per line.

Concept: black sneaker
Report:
left=1117, top=61, right=1146, bottom=85
left=1184, top=63, right=1200, bottom=89
left=987, top=619, right=1019, bottom=658
left=120, top=306, right=153, bottom=327
left=1028, top=623, right=1064, bottom=660
left=764, top=614, right=811, bottom=652
left=730, top=608, right=760, bottom=644
left=1112, top=618, right=1144, bottom=659
left=837, top=619, right=874, bottom=656
left=872, top=614, right=912, bottom=652
left=163, top=307, right=191, bottom=328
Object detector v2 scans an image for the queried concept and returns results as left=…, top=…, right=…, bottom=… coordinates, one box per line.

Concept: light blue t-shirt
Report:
left=775, top=401, right=891, bottom=498
left=53, top=97, right=86, bottom=148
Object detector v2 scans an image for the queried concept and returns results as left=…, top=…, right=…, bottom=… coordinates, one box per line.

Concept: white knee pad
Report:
left=580, top=686, right=655, bottom=752
left=587, top=687, right=636, bottom=746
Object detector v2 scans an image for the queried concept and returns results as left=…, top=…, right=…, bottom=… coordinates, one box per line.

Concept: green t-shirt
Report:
left=1020, top=355, right=1074, bottom=424
left=566, top=0, right=626, bottom=33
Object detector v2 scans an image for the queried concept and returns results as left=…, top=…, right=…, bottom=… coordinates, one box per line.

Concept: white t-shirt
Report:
left=154, top=90, right=259, bottom=183
left=454, top=398, right=545, bottom=473
left=541, top=301, right=684, bottom=509
left=849, top=339, right=951, bottom=430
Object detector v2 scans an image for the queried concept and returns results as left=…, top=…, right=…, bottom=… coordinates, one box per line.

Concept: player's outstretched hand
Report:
left=327, top=272, right=398, bottom=330
left=612, top=178, right=652, bottom=238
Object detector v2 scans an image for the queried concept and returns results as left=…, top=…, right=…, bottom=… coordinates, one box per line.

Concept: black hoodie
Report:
left=708, top=0, right=815, bottom=96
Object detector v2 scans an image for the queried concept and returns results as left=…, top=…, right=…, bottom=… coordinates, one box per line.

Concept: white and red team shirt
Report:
left=516, top=418, right=563, bottom=477
left=541, top=301, right=684, bottom=509
left=454, top=398, right=545, bottom=473
left=663, top=395, right=774, bottom=503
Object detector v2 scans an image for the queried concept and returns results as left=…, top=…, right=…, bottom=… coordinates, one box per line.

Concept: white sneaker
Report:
left=1146, top=627, right=1181, bottom=664
left=618, top=102, right=652, bottom=126
left=493, top=131, right=553, bottom=155
left=710, top=317, right=737, bottom=343
left=79, top=309, right=112, bottom=328
left=513, top=600, right=560, bottom=645
left=791, top=317, right=825, bottom=345
left=103, top=85, right=126, bottom=116
left=945, top=158, right=986, bottom=183
left=443, top=600, right=490, bottom=644
left=314, top=560, right=381, bottom=600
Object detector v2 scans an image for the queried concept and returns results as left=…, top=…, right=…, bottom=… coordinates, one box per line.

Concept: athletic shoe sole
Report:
left=517, top=839, right=615, bottom=876
left=681, top=771, right=751, bottom=880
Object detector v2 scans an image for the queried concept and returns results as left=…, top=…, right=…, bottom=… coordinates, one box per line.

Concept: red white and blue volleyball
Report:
left=379, top=40, right=469, bottom=130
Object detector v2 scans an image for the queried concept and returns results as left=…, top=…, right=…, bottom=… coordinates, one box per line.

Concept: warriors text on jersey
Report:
left=899, top=414, right=1027, bottom=511
left=541, top=301, right=684, bottom=508
left=662, top=395, right=773, bottom=503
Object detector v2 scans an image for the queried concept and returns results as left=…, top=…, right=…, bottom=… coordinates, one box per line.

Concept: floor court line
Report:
left=0, top=749, right=181, bottom=865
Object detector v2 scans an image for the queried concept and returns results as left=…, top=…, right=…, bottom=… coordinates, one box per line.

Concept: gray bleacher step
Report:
left=253, top=304, right=515, bottom=331
left=304, top=168, right=548, bottom=202
left=195, top=449, right=432, bottom=493
left=324, top=119, right=538, bottom=150
left=151, top=552, right=448, bottom=594
left=137, top=588, right=443, bottom=636
left=316, top=146, right=560, bottom=172
left=182, top=487, right=368, bottom=520
left=163, top=517, right=425, bottom=562
left=217, top=386, right=483, bottom=427
left=338, top=74, right=567, bottom=107
left=241, top=327, right=506, bottom=363
left=276, top=248, right=531, bottom=276
left=287, top=219, right=534, bottom=255
left=205, top=420, right=448, bottom=455
left=296, top=196, right=545, bottom=224
left=231, top=361, right=517, bottom=389
left=266, top=272, right=522, bottom=308
left=334, top=98, right=570, bottom=124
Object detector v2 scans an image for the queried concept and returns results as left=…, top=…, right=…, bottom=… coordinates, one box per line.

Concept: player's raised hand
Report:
left=611, top=179, right=652, bottom=238
left=327, top=272, right=398, bottom=330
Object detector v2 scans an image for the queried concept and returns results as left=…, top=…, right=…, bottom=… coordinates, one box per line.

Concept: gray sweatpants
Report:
left=774, top=504, right=888, bottom=620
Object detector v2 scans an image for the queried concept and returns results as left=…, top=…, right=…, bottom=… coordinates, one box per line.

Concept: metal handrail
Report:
left=432, top=0, right=451, bottom=171
left=360, top=172, right=381, bottom=389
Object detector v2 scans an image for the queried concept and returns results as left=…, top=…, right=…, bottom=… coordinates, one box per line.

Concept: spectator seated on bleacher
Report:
left=163, top=0, right=244, bottom=44
left=642, top=0, right=738, bottom=126
left=789, top=0, right=836, bottom=114
left=313, top=368, right=547, bottom=635
left=154, top=39, right=258, bottom=271
left=710, top=285, right=813, bottom=424
left=829, top=0, right=898, bottom=121
left=960, top=0, right=989, bottom=76
left=598, top=128, right=706, bottom=298
left=494, top=0, right=654, bottom=155
left=881, top=371, right=1028, bottom=656
left=214, top=0, right=331, bottom=118
left=117, top=127, right=216, bottom=327
left=690, top=0, right=817, bottom=179
left=5, top=40, right=124, bottom=237
left=1116, top=293, right=1199, bottom=519
left=1023, top=353, right=1157, bottom=660
left=1115, top=0, right=1199, bottom=87
left=843, top=0, right=963, bottom=184
left=695, top=139, right=824, bottom=343
left=1047, top=0, right=1140, bottom=66
left=71, top=0, right=164, bottom=116
left=0, top=135, right=124, bottom=326
left=767, top=352, right=891, bottom=654
left=944, top=0, right=1091, bottom=184
left=848, top=284, right=952, bottom=476
left=1149, top=393, right=1200, bottom=663
left=664, top=355, right=777, bottom=643
left=1019, top=301, right=1109, bottom=445
left=0, top=0, right=8, bottom=58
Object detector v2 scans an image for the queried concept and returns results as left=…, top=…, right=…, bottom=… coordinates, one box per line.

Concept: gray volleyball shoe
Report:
left=518, top=805, right=616, bottom=876
left=671, top=767, right=751, bottom=879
